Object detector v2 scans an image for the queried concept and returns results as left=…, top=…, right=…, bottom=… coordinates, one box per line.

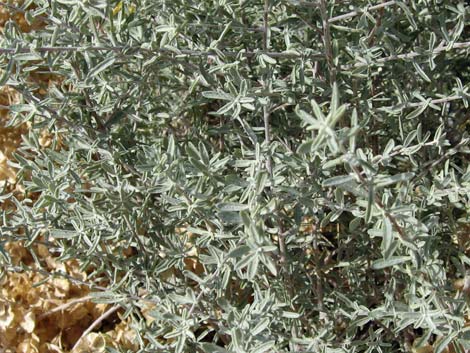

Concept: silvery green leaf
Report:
left=228, top=245, right=251, bottom=258
left=260, top=54, right=276, bottom=65
left=218, top=211, right=242, bottom=224
left=252, top=318, right=270, bottom=336
left=412, top=61, right=431, bottom=82
left=405, top=103, right=428, bottom=120
left=282, top=311, right=301, bottom=318
left=327, top=104, right=346, bottom=129
left=260, top=253, right=277, bottom=277
left=217, top=202, right=249, bottom=212
left=87, top=56, right=116, bottom=78
left=433, top=334, right=457, bottom=353
left=200, top=343, right=229, bottom=353
left=382, top=217, right=393, bottom=256
left=375, top=172, right=415, bottom=188
left=322, top=175, right=354, bottom=187
left=50, top=229, right=77, bottom=239
left=296, top=108, right=318, bottom=127
left=310, top=99, right=326, bottom=121
left=252, top=341, right=276, bottom=353
left=13, top=52, right=43, bottom=61
left=0, top=58, right=13, bottom=86
left=365, top=183, right=374, bottom=224
left=202, top=91, right=232, bottom=100
left=247, top=255, right=259, bottom=280
left=297, top=139, right=314, bottom=154
left=371, top=256, right=411, bottom=269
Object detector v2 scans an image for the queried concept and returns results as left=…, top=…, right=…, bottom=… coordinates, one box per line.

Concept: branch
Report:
left=2, top=41, right=469, bottom=65
left=38, top=295, right=93, bottom=320
left=320, top=0, right=336, bottom=84
left=0, top=45, right=325, bottom=60
left=396, top=95, right=463, bottom=109
left=329, top=1, right=397, bottom=23
left=72, top=305, right=120, bottom=351
left=345, top=41, right=470, bottom=69
left=262, top=0, right=273, bottom=180
left=286, top=0, right=397, bottom=23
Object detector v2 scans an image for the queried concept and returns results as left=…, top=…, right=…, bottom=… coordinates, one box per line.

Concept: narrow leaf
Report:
left=88, top=56, right=116, bottom=78
left=322, top=175, right=354, bottom=187
left=371, top=256, right=411, bottom=269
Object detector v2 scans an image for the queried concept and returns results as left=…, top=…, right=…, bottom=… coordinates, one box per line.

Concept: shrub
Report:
left=1, top=0, right=470, bottom=352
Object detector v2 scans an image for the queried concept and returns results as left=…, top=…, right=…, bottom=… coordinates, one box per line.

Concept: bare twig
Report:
left=0, top=45, right=323, bottom=59
left=262, top=0, right=275, bottom=215
left=38, top=295, right=93, bottom=320
left=320, top=0, right=336, bottom=84
left=367, top=0, right=387, bottom=47
left=4, top=264, right=108, bottom=290
left=69, top=61, right=106, bottom=131
left=416, top=137, right=469, bottom=180
left=1, top=41, right=469, bottom=65
left=288, top=0, right=397, bottom=23
left=349, top=163, right=409, bottom=241
left=344, top=41, right=470, bottom=69
left=329, top=1, right=397, bottom=23
left=72, top=305, right=120, bottom=351
left=262, top=0, right=274, bottom=180
left=3, top=264, right=162, bottom=306
left=378, top=95, right=465, bottom=111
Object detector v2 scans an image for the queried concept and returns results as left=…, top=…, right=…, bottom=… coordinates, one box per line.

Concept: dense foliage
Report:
left=1, top=0, right=470, bottom=351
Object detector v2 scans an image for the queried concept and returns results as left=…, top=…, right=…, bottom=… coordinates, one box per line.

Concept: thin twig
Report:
left=9, top=85, right=92, bottom=137
left=344, top=41, right=470, bottom=69
left=38, top=295, right=93, bottom=320
left=4, top=264, right=108, bottom=290
left=320, top=0, right=336, bottom=84
left=72, top=305, right=120, bottom=351
left=415, top=137, right=469, bottom=180
left=378, top=95, right=464, bottom=111
left=350, top=163, right=409, bottom=241
left=3, top=264, right=162, bottom=306
left=287, top=0, right=396, bottom=23
left=367, top=0, right=387, bottom=47
left=1, top=41, right=469, bottom=65
left=183, top=22, right=264, bottom=32
left=263, top=0, right=273, bottom=179
left=0, top=45, right=323, bottom=59
left=328, top=1, right=397, bottom=23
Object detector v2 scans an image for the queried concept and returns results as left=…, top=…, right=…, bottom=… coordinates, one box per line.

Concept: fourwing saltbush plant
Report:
left=1, top=0, right=470, bottom=352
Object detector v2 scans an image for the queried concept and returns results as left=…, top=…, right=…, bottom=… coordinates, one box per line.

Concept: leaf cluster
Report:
left=1, top=0, right=470, bottom=352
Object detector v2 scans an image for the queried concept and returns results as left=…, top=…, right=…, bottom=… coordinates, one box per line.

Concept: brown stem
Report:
left=320, top=0, right=336, bottom=85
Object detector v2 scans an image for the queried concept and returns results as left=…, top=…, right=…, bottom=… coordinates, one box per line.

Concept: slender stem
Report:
left=345, top=41, right=470, bottom=69
left=290, top=0, right=396, bottom=23
left=4, top=264, right=108, bottom=290
left=415, top=137, right=469, bottom=180
left=0, top=45, right=322, bottom=59
left=320, top=0, right=336, bottom=85
left=262, top=0, right=273, bottom=180
left=263, top=0, right=270, bottom=52
left=367, top=0, right=387, bottom=47
left=328, top=1, right=397, bottom=23
left=1, top=41, right=470, bottom=65
left=72, top=305, right=120, bottom=350
left=349, top=162, right=409, bottom=241
left=38, top=295, right=93, bottom=319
